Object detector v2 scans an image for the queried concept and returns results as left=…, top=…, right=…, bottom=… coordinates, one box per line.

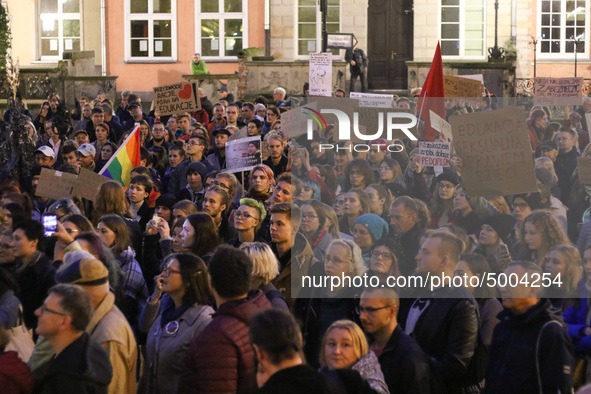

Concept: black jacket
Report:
left=15, top=252, right=56, bottom=329
left=484, top=299, right=574, bottom=393
left=377, top=325, right=435, bottom=394
left=33, top=332, right=112, bottom=394
left=392, top=224, right=424, bottom=276
left=263, top=155, right=289, bottom=178
left=398, top=284, right=479, bottom=393
left=166, top=157, right=215, bottom=196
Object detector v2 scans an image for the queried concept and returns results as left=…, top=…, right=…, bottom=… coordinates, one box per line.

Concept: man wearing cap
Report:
left=475, top=213, right=516, bottom=274
left=74, top=129, right=90, bottom=146
left=207, top=103, right=228, bottom=138
left=539, top=140, right=559, bottom=162
left=535, top=167, right=568, bottom=233
left=217, top=86, right=234, bottom=104
left=124, top=101, right=154, bottom=132
left=177, top=161, right=207, bottom=206
left=55, top=251, right=137, bottom=394
left=32, top=284, right=113, bottom=394
left=35, top=146, right=56, bottom=168
left=207, top=128, right=230, bottom=171
left=77, top=143, right=97, bottom=172
left=167, top=134, right=215, bottom=196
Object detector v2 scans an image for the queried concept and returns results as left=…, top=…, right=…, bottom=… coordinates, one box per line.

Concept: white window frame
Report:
left=124, top=0, right=177, bottom=62
left=194, top=0, right=248, bottom=61
left=38, top=0, right=83, bottom=61
left=537, top=0, right=590, bottom=59
left=439, top=0, right=487, bottom=60
left=294, top=0, right=342, bottom=60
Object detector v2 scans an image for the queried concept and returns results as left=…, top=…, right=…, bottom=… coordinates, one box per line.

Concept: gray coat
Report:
left=352, top=351, right=390, bottom=394
left=138, top=297, right=214, bottom=394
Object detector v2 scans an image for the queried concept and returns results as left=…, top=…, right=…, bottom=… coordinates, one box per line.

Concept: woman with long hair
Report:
left=344, top=159, right=375, bottom=192
left=542, top=244, right=582, bottom=310
left=516, top=210, right=571, bottom=266
left=378, top=158, right=403, bottom=186
left=365, top=184, right=391, bottom=220
left=319, top=320, right=389, bottom=394
left=452, top=186, right=483, bottom=237
left=366, top=238, right=400, bottom=282
left=240, top=242, right=289, bottom=310
left=428, top=171, right=459, bottom=229
left=300, top=200, right=334, bottom=262
left=138, top=253, right=214, bottom=394
left=339, top=189, right=370, bottom=236
left=96, top=141, right=118, bottom=174
left=527, top=109, right=551, bottom=150
left=180, top=213, right=220, bottom=264
left=97, top=214, right=149, bottom=326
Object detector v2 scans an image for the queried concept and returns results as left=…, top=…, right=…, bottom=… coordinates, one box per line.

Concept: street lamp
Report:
left=573, top=35, right=584, bottom=77
left=531, top=36, right=540, bottom=78
left=488, top=0, right=505, bottom=61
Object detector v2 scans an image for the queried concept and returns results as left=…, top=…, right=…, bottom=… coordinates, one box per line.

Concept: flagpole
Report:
left=98, top=124, right=140, bottom=175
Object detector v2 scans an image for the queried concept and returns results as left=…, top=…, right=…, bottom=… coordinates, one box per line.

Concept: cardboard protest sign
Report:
left=225, top=136, right=263, bottom=173
left=153, top=82, right=201, bottom=116
left=349, top=92, right=394, bottom=108
left=578, top=158, right=591, bottom=185
left=444, top=75, right=484, bottom=98
left=534, top=77, right=583, bottom=105
left=460, top=74, right=485, bottom=91
left=430, top=110, right=453, bottom=141
left=418, top=141, right=451, bottom=167
left=73, top=168, right=111, bottom=202
left=309, top=53, right=333, bottom=97
left=228, top=126, right=249, bottom=142
left=35, top=168, right=78, bottom=200
left=450, top=107, right=537, bottom=197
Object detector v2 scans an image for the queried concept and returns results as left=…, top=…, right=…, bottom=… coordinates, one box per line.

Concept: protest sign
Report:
left=430, top=110, right=453, bottom=141
left=578, top=158, right=591, bottom=185
left=73, top=168, right=111, bottom=202
left=460, top=74, right=485, bottom=90
left=309, top=53, right=333, bottom=97
left=444, top=75, right=484, bottom=98
left=450, top=107, right=537, bottom=197
left=225, top=136, right=263, bottom=173
left=533, top=77, right=583, bottom=105
left=350, top=92, right=394, bottom=108
left=228, top=126, right=249, bottom=142
left=281, top=103, right=318, bottom=139
left=35, top=168, right=78, bottom=200
left=153, top=82, right=201, bottom=116
left=418, top=141, right=451, bottom=167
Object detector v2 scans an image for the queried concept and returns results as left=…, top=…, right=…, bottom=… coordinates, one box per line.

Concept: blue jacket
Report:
left=563, top=279, right=591, bottom=354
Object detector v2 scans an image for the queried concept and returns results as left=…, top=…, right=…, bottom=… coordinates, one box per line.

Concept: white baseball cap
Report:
left=77, top=143, right=96, bottom=157
left=35, top=146, right=55, bottom=159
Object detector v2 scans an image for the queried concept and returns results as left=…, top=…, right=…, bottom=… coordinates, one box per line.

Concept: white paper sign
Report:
left=309, top=52, right=333, bottom=97
left=430, top=110, right=453, bottom=141
left=418, top=141, right=451, bottom=167
left=139, top=40, right=148, bottom=52
left=350, top=92, right=394, bottom=108
left=225, top=135, right=263, bottom=173
left=155, top=40, right=163, bottom=52
left=50, top=39, right=58, bottom=51
left=64, top=39, right=73, bottom=51
left=307, top=41, right=316, bottom=52
left=211, top=39, right=219, bottom=50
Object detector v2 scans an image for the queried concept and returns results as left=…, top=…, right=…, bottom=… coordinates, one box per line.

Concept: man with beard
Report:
left=207, top=129, right=230, bottom=170
left=202, top=186, right=236, bottom=242
left=207, top=103, right=228, bottom=137
left=145, top=122, right=171, bottom=151
left=263, top=134, right=288, bottom=178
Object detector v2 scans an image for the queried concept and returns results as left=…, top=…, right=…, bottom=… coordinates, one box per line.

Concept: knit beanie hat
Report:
left=482, top=214, right=516, bottom=243
left=155, top=194, right=176, bottom=211
left=354, top=214, right=389, bottom=241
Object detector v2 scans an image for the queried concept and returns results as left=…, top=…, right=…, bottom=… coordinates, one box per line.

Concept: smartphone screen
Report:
left=42, top=215, right=57, bottom=237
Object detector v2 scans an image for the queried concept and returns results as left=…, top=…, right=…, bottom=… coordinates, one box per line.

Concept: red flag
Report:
left=416, top=42, right=446, bottom=142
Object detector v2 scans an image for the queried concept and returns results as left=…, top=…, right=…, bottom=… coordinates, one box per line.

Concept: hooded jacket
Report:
left=177, top=290, right=271, bottom=394
left=33, top=332, right=112, bottom=394
left=484, top=299, right=574, bottom=393
left=0, top=351, right=34, bottom=394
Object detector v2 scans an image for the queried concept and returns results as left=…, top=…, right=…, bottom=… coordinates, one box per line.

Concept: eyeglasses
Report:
left=302, top=214, right=318, bottom=221
left=439, top=183, right=455, bottom=190
left=162, top=267, right=182, bottom=277
left=39, top=304, right=68, bottom=316
left=513, top=203, right=529, bottom=210
left=356, top=305, right=393, bottom=315
left=212, top=181, right=230, bottom=190
left=371, top=250, right=394, bottom=260
left=235, top=211, right=259, bottom=221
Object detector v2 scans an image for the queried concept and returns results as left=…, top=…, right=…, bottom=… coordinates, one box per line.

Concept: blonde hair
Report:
left=240, top=242, right=280, bottom=284
left=547, top=244, right=583, bottom=295
left=94, top=181, right=131, bottom=220
left=319, top=320, right=368, bottom=368
left=326, top=239, right=365, bottom=277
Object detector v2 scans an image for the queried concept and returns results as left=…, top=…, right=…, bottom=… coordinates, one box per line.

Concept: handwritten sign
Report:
left=309, top=53, right=333, bottom=97
left=326, top=33, right=355, bottom=49
left=578, top=158, right=591, bottom=185
left=430, top=110, right=453, bottom=141
left=444, top=75, right=484, bottom=98
left=35, top=168, right=78, bottom=200
left=418, top=141, right=451, bottom=167
left=153, top=82, right=201, bottom=116
left=226, top=136, right=262, bottom=173
left=73, top=168, right=111, bottom=202
left=450, top=107, right=537, bottom=197
left=534, top=77, right=583, bottom=105
left=350, top=92, right=394, bottom=108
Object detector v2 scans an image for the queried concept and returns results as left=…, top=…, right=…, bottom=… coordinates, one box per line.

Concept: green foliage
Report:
left=0, top=5, right=11, bottom=69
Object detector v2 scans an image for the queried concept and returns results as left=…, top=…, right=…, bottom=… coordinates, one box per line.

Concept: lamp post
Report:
left=531, top=36, right=539, bottom=78
left=574, top=37, right=584, bottom=77
left=320, top=0, right=327, bottom=52
left=488, top=0, right=505, bottom=61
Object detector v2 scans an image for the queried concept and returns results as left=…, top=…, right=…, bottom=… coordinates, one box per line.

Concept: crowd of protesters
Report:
left=0, top=86, right=590, bottom=394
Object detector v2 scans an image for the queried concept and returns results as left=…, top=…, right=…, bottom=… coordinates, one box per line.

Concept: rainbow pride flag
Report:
left=99, top=124, right=141, bottom=187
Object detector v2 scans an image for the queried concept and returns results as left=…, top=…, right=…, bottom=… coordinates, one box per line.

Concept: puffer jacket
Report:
left=177, top=290, right=271, bottom=394
left=351, top=351, right=390, bottom=394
